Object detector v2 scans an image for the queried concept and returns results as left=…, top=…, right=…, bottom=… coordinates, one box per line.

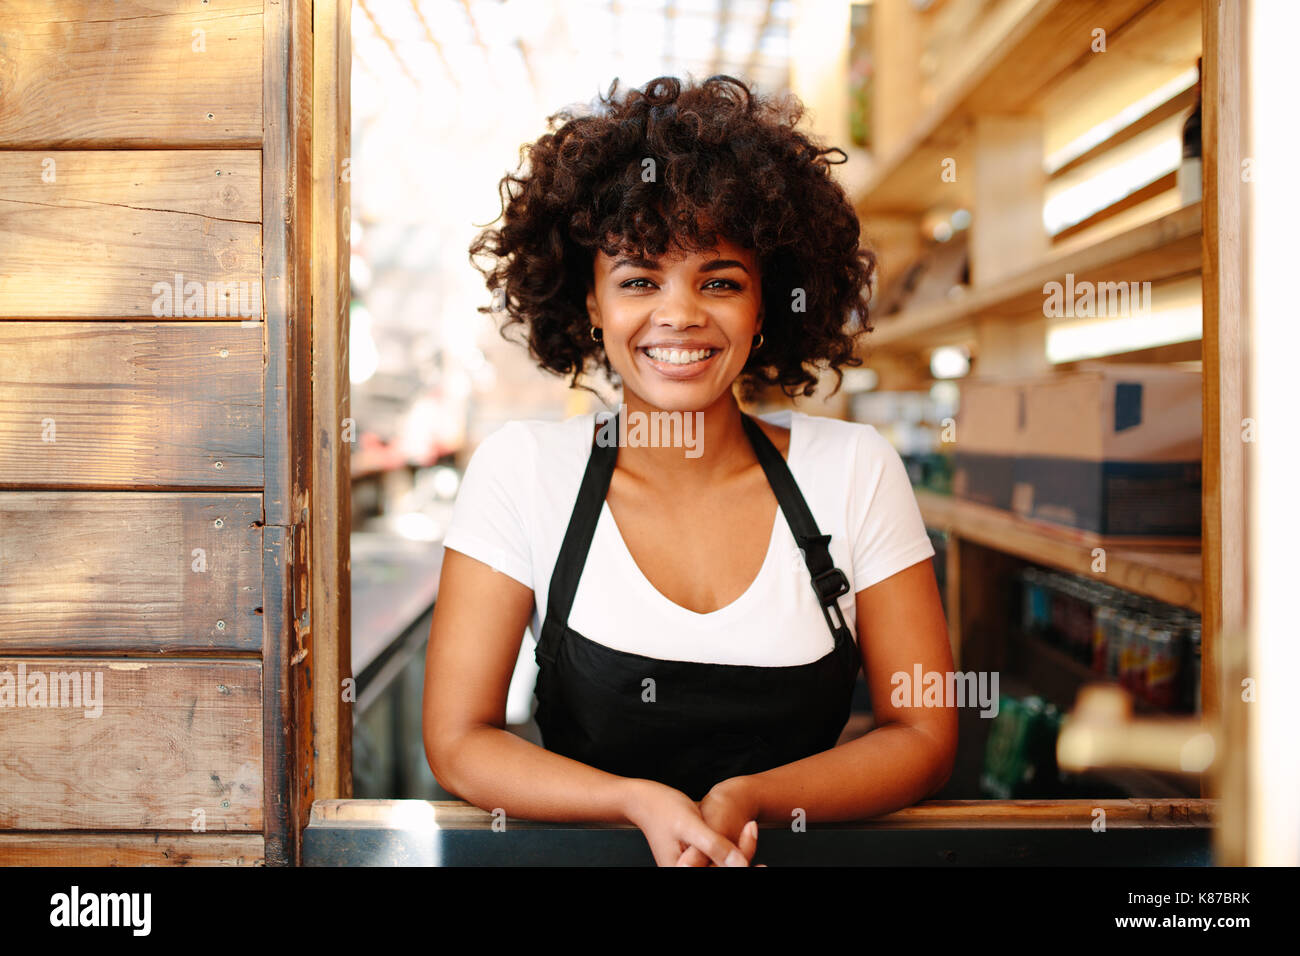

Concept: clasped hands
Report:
left=675, top=776, right=766, bottom=867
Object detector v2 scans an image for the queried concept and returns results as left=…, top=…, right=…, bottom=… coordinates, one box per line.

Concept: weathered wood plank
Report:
left=286, top=0, right=317, bottom=849
left=260, top=0, right=312, bottom=867
left=311, top=0, right=355, bottom=810
left=261, top=524, right=292, bottom=865
left=0, top=151, right=261, bottom=318
left=0, top=0, right=262, bottom=147
left=0, top=833, right=264, bottom=866
left=0, top=322, right=263, bottom=487
left=0, top=659, right=262, bottom=830
left=0, top=493, right=262, bottom=652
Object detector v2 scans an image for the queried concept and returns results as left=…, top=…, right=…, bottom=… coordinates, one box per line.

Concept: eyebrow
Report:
left=610, top=256, right=750, bottom=275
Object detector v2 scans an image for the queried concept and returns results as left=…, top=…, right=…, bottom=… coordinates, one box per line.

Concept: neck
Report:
left=609, top=391, right=757, bottom=487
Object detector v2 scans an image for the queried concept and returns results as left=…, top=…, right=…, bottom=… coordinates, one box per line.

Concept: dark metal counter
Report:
left=303, top=798, right=1215, bottom=866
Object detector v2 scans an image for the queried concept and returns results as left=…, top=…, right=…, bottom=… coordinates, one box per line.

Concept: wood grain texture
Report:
left=0, top=659, right=262, bottom=830
left=0, top=0, right=262, bottom=147
left=1201, top=0, right=1245, bottom=863
left=0, top=151, right=261, bottom=318
left=260, top=0, right=313, bottom=867
left=311, top=0, right=355, bottom=806
left=0, top=322, right=263, bottom=487
left=916, top=490, right=1203, bottom=612
left=260, top=524, right=291, bottom=865
left=0, top=832, right=264, bottom=865
left=0, top=493, right=262, bottom=653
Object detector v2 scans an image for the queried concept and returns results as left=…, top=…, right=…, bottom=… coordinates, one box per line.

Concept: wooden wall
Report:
left=0, top=0, right=339, bottom=866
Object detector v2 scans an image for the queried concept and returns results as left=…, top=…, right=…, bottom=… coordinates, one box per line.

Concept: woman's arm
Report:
left=422, top=548, right=752, bottom=865
left=697, top=557, right=959, bottom=835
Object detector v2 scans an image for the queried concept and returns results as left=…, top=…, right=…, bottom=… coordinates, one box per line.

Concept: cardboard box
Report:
left=954, top=364, right=1202, bottom=537
left=951, top=375, right=1031, bottom=511
left=1015, top=364, right=1201, bottom=536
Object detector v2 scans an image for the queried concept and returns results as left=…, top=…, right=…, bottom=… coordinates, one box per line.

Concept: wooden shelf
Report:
left=865, top=202, right=1203, bottom=352
left=857, top=0, right=1173, bottom=216
left=915, top=489, right=1202, bottom=612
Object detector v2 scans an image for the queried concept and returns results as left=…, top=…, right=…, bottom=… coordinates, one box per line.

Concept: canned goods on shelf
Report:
left=1185, top=622, right=1202, bottom=713
left=1144, top=623, right=1183, bottom=710
left=1092, top=604, right=1114, bottom=674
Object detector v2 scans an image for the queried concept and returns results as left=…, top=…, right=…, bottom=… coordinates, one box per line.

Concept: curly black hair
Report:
left=468, top=74, right=876, bottom=403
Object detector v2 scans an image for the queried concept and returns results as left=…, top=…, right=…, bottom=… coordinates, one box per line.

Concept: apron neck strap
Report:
left=537, top=409, right=853, bottom=667
left=740, top=413, right=853, bottom=644
left=539, top=412, right=620, bottom=662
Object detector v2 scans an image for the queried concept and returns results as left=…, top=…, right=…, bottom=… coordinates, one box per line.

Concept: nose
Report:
left=650, top=281, right=705, bottom=329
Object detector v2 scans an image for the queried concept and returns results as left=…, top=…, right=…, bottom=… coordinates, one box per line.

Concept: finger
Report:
left=687, top=820, right=748, bottom=867
left=648, top=835, right=683, bottom=867
left=676, top=845, right=710, bottom=867
left=737, top=820, right=758, bottom=862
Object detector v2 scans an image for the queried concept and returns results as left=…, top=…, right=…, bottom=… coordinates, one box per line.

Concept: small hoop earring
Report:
left=752, top=332, right=764, bottom=350
left=590, top=326, right=603, bottom=343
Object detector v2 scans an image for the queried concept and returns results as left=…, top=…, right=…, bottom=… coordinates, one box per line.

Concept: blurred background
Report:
left=346, top=0, right=1213, bottom=819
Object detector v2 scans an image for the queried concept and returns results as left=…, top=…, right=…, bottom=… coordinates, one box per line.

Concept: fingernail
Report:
left=746, top=820, right=757, bottom=839
left=726, top=850, right=747, bottom=867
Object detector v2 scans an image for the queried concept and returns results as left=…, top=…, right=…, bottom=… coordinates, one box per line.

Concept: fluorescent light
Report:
left=1045, top=277, right=1201, bottom=362
left=1045, top=67, right=1198, bottom=174
left=1044, top=133, right=1181, bottom=235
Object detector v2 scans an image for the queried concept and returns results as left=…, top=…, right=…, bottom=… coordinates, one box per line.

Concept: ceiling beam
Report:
left=410, top=0, right=461, bottom=89
left=356, top=0, right=418, bottom=84
left=459, top=0, right=490, bottom=55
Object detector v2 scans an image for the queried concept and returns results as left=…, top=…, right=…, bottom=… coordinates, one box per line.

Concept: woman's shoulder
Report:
left=785, top=410, right=891, bottom=457
left=466, top=413, right=594, bottom=472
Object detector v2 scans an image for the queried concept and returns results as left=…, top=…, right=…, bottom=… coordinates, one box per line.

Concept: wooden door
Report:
left=0, top=0, right=351, bottom=866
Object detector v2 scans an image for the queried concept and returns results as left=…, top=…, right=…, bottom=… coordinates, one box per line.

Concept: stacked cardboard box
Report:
left=953, top=364, right=1202, bottom=538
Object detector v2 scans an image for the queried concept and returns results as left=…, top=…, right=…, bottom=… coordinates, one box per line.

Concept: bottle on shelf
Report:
left=1016, top=566, right=1200, bottom=713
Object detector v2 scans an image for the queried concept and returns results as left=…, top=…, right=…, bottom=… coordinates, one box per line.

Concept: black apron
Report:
left=534, top=411, right=861, bottom=801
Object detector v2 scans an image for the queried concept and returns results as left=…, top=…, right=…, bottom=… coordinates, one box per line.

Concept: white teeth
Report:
left=645, top=347, right=714, bottom=365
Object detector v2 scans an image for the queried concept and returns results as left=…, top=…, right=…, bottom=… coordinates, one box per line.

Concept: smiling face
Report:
left=585, top=237, right=764, bottom=414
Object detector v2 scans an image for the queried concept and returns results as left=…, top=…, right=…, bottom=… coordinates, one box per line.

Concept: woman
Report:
left=423, top=75, right=956, bottom=867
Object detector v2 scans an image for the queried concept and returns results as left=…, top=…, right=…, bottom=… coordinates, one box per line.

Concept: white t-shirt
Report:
left=441, top=409, right=935, bottom=668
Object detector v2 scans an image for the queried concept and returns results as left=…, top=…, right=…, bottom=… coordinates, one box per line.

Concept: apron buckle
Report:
left=810, top=567, right=850, bottom=604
